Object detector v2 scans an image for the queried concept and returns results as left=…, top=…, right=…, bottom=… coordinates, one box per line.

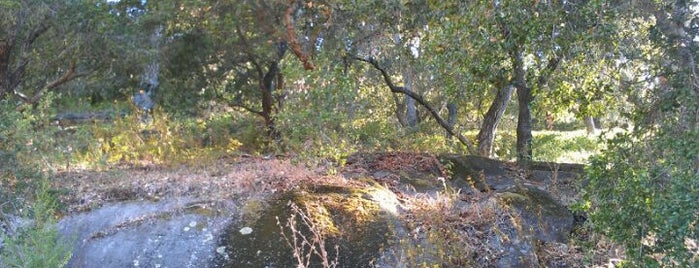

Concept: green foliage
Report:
left=78, top=109, right=243, bottom=167
left=0, top=100, right=72, bottom=268
left=586, top=128, right=698, bottom=267
left=486, top=130, right=600, bottom=163
left=1, top=176, right=72, bottom=268
left=532, top=131, right=601, bottom=163
left=584, top=1, right=699, bottom=266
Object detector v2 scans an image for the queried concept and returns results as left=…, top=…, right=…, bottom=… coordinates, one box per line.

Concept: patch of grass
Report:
left=72, top=109, right=244, bottom=168
left=532, top=130, right=601, bottom=163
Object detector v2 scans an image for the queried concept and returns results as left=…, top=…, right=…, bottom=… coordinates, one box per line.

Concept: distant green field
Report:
left=481, top=129, right=621, bottom=164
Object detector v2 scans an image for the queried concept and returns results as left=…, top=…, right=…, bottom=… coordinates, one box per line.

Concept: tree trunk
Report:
left=261, top=61, right=280, bottom=140
left=403, top=66, right=418, bottom=129
left=511, top=49, right=533, bottom=162
left=141, top=25, right=163, bottom=97
left=477, top=85, right=514, bottom=157
left=406, top=95, right=418, bottom=129
left=0, top=40, right=9, bottom=99
left=516, top=85, right=534, bottom=162
left=392, top=93, right=408, bottom=127
left=446, top=102, right=457, bottom=139
left=584, top=116, right=597, bottom=135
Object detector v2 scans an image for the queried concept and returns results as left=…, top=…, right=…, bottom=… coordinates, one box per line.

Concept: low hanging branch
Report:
left=283, top=0, right=314, bottom=70
left=353, top=56, right=477, bottom=154
left=15, top=61, right=90, bottom=109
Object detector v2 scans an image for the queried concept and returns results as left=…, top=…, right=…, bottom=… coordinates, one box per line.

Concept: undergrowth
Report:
left=0, top=98, right=72, bottom=268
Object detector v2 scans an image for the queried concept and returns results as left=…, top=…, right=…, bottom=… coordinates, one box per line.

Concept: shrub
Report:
left=1, top=176, right=73, bottom=268
left=0, top=99, right=72, bottom=268
left=586, top=128, right=698, bottom=267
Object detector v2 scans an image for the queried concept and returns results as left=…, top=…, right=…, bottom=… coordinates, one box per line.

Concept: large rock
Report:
left=497, top=186, right=574, bottom=244
left=440, top=154, right=578, bottom=267
left=51, top=153, right=584, bottom=268
left=58, top=199, right=236, bottom=268
left=441, top=154, right=521, bottom=192
left=215, top=183, right=403, bottom=267
left=491, top=186, right=575, bottom=268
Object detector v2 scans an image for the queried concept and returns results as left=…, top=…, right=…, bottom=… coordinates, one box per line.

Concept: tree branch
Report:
left=283, top=0, right=314, bottom=70
left=231, top=102, right=263, bottom=117
left=353, top=56, right=477, bottom=153
left=15, top=61, right=89, bottom=108
left=235, top=25, right=264, bottom=80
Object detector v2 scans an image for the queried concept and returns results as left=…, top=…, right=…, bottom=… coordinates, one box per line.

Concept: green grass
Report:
left=466, top=129, right=608, bottom=164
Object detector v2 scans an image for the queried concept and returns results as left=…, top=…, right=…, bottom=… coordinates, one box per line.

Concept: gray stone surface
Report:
left=50, top=154, right=584, bottom=268
left=58, top=199, right=236, bottom=268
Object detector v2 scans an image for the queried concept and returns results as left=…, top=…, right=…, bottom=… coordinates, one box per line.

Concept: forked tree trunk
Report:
left=477, top=85, right=514, bottom=157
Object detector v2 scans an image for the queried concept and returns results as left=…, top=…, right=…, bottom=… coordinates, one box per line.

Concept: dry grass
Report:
left=53, top=155, right=348, bottom=213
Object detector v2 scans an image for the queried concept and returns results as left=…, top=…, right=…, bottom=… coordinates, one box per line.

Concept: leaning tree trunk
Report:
left=477, top=85, right=514, bottom=157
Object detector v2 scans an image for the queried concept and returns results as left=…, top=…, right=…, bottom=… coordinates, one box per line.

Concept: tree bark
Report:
left=141, top=25, right=163, bottom=98
left=0, top=40, right=10, bottom=99
left=261, top=60, right=281, bottom=140
left=516, top=85, right=534, bottom=162
left=404, top=65, right=418, bottom=129
left=391, top=93, right=407, bottom=127
left=584, top=116, right=597, bottom=135
left=477, top=85, right=514, bottom=157
left=511, top=49, right=533, bottom=162
left=405, top=96, right=418, bottom=129
left=446, top=102, right=457, bottom=139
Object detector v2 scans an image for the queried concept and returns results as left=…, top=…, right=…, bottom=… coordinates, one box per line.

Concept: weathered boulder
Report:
left=57, top=199, right=236, bottom=268
left=215, top=183, right=402, bottom=267
left=49, top=153, right=584, bottom=268
left=440, top=154, right=577, bottom=267
left=441, top=154, right=521, bottom=192
left=497, top=186, right=574, bottom=244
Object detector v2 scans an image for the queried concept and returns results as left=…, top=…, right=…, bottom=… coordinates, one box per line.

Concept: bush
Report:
left=585, top=128, right=698, bottom=267
left=0, top=99, right=72, bottom=268
left=78, top=109, right=242, bottom=167
left=1, top=176, right=73, bottom=268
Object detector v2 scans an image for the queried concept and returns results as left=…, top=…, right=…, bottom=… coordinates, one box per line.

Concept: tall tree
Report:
left=0, top=0, right=109, bottom=105
left=586, top=0, right=698, bottom=266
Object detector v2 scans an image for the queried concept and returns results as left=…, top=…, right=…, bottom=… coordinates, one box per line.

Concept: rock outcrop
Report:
left=47, top=153, right=586, bottom=267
